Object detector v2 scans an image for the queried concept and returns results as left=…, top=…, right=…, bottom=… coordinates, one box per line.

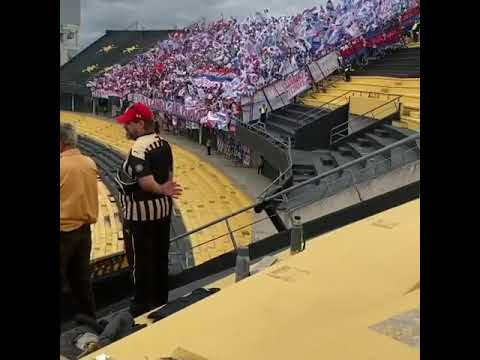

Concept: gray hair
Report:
left=60, top=122, right=78, bottom=148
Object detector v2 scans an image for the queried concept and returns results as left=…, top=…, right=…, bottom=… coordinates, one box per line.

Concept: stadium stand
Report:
left=60, top=2, right=421, bottom=355
left=356, top=47, right=420, bottom=77
left=84, top=199, right=420, bottom=360
left=90, top=179, right=124, bottom=262
left=60, top=111, right=254, bottom=266
left=87, top=1, right=420, bottom=121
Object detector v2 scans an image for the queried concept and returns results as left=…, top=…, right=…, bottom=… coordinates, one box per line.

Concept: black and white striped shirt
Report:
left=117, top=133, right=173, bottom=222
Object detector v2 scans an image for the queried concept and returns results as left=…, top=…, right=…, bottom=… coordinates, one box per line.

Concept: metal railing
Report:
left=168, top=133, right=419, bottom=269
left=329, top=95, right=401, bottom=145
left=256, top=131, right=294, bottom=201
left=301, top=90, right=351, bottom=118
left=287, top=142, right=419, bottom=212
left=238, top=120, right=289, bottom=149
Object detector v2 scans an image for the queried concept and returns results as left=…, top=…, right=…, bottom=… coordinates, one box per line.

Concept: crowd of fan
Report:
left=88, top=0, right=419, bottom=119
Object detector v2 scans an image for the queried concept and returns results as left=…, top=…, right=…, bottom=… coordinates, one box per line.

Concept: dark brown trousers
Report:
left=60, top=225, right=96, bottom=318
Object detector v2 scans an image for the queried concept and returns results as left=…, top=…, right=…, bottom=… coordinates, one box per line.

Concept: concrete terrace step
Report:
left=383, top=124, right=418, bottom=139
left=269, top=113, right=304, bottom=130
left=409, top=111, right=420, bottom=119
left=292, top=165, right=316, bottom=176
left=400, top=116, right=420, bottom=131
left=293, top=174, right=317, bottom=184
left=266, top=121, right=296, bottom=137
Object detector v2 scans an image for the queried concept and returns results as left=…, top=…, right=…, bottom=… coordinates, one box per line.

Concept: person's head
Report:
left=60, top=122, right=77, bottom=153
left=115, top=103, right=156, bottom=140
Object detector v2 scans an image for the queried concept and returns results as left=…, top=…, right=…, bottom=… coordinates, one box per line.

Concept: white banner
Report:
left=127, top=93, right=208, bottom=122
left=264, top=83, right=289, bottom=111
left=316, top=51, right=340, bottom=78
left=92, top=89, right=123, bottom=99
left=307, top=61, right=325, bottom=82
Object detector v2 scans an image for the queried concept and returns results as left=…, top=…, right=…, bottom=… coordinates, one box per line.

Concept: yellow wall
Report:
left=85, top=200, right=420, bottom=360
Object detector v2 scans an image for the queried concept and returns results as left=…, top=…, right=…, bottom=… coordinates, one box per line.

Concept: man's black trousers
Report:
left=123, top=217, right=171, bottom=311
left=60, top=224, right=96, bottom=318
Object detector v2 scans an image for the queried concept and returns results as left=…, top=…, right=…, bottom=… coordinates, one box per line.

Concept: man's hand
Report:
left=159, top=180, right=183, bottom=199
left=138, top=175, right=183, bottom=199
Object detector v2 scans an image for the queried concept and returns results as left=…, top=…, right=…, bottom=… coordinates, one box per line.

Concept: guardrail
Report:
left=329, top=95, right=401, bottom=144
left=168, top=133, right=419, bottom=268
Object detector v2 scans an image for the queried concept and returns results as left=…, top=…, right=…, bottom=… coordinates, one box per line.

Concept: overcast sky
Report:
left=78, top=0, right=329, bottom=50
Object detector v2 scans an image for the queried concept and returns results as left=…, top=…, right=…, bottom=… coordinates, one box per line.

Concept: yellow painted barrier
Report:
left=85, top=200, right=420, bottom=360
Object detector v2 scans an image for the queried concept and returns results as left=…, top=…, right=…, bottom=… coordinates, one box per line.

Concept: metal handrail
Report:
left=239, top=121, right=289, bottom=149
left=271, top=133, right=419, bottom=200
left=330, top=95, right=402, bottom=144
left=302, top=90, right=351, bottom=118
left=169, top=133, right=419, bottom=246
left=287, top=144, right=419, bottom=213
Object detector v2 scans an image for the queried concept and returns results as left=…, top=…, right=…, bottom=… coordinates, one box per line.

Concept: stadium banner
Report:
left=127, top=93, right=208, bottom=122
left=315, top=51, right=340, bottom=78
left=263, top=82, right=290, bottom=111
left=285, top=69, right=311, bottom=100
left=92, top=89, right=123, bottom=99
left=308, top=61, right=325, bottom=82
left=366, top=26, right=402, bottom=49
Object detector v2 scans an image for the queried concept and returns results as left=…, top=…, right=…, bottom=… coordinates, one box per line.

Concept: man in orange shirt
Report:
left=60, top=122, right=98, bottom=318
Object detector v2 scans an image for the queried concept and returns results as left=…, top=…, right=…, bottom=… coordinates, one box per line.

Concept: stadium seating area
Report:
left=85, top=199, right=420, bottom=360
left=90, top=179, right=124, bottom=262
left=88, top=1, right=420, bottom=122
left=60, top=112, right=254, bottom=266
left=302, top=76, right=420, bottom=130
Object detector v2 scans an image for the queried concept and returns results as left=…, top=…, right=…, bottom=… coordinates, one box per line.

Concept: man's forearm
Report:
left=138, top=176, right=166, bottom=195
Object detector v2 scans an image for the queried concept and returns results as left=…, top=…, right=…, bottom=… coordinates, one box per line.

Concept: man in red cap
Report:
left=114, top=103, right=182, bottom=317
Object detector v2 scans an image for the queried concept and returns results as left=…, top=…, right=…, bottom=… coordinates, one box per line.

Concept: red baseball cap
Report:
left=116, top=103, right=154, bottom=124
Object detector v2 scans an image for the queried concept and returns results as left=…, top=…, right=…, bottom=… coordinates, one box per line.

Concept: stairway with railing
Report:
left=302, top=77, right=420, bottom=131
left=165, top=132, right=419, bottom=271
left=239, top=94, right=409, bottom=207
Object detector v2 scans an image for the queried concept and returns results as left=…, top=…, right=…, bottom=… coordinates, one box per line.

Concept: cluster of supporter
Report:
left=88, top=0, right=419, bottom=121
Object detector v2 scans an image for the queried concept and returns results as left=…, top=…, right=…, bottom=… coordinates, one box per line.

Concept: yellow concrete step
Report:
left=409, top=111, right=420, bottom=119
left=348, top=76, right=420, bottom=87
left=400, top=116, right=420, bottom=132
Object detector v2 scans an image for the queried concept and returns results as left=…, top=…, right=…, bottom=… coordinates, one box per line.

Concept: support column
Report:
left=199, top=125, right=203, bottom=145
left=71, top=94, right=75, bottom=112
left=92, top=98, right=96, bottom=115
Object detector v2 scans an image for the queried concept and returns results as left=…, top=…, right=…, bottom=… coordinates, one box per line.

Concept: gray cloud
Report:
left=76, top=0, right=328, bottom=50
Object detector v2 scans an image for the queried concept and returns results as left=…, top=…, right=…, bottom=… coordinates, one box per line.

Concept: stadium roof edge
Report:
left=60, top=29, right=174, bottom=95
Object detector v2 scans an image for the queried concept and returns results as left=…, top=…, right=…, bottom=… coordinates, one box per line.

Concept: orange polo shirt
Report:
left=60, top=148, right=99, bottom=232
